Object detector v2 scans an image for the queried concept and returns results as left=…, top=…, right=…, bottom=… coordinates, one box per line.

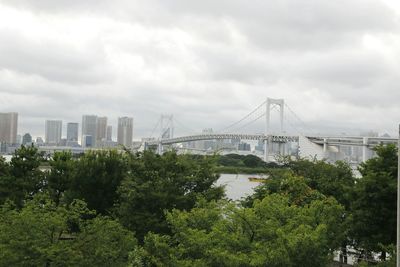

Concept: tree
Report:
left=243, top=173, right=347, bottom=250
left=115, top=151, right=225, bottom=242
left=0, top=156, right=11, bottom=205
left=0, top=194, right=136, bottom=266
left=350, top=145, right=397, bottom=260
left=288, top=158, right=355, bottom=209
left=0, top=145, right=44, bottom=207
left=247, top=158, right=355, bottom=264
left=243, top=154, right=264, bottom=168
left=136, top=191, right=345, bottom=267
left=47, top=151, right=75, bottom=205
left=66, top=150, right=129, bottom=214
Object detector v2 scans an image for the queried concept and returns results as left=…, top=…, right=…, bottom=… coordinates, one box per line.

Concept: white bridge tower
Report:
left=264, top=98, right=284, bottom=161
left=158, top=115, right=174, bottom=154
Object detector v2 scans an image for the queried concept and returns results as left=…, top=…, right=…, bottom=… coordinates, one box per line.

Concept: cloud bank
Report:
left=0, top=0, right=399, bottom=138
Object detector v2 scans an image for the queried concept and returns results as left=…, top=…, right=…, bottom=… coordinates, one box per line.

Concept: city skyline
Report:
left=0, top=1, right=400, bottom=138
left=0, top=109, right=393, bottom=142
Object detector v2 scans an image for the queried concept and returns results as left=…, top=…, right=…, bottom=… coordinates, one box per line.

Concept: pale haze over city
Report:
left=0, top=0, right=400, bottom=139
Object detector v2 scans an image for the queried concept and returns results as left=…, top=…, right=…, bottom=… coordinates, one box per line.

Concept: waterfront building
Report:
left=106, top=125, right=112, bottom=141
left=45, top=120, right=62, bottom=145
left=117, top=117, right=133, bottom=148
left=59, top=138, right=68, bottom=146
left=82, top=115, right=97, bottom=147
left=67, top=122, right=79, bottom=142
left=83, top=135, right=94, bottom=148
left=0, top=112, right=18, bottom=144
left=96, top=117, right=108, bottom=143
left=22, top=133, right=32, bottom=145
left=36, top=137, right=44, bottom=146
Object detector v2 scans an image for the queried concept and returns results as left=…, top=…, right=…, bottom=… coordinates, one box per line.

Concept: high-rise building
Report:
left=0, top=112, right=18, bottom=144
left=82, top=135, right=94, bottom=148
left=22, top=133, right=32, bottom=145
left=67, top=123, right=79, bottom=141
left=82, top=115, right=97, bottom=147
left=106, top=125, right=112, bottom=141
left=36, top=137, right=44, bottom=146
left=117, top=117, right=133, bottom=148
left=96, top=117, right=107, bottom=143
left=45, top=120, right=62, bottom=145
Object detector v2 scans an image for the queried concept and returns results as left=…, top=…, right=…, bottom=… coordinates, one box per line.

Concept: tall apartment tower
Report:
left=106, top=125, right=112, bottom=141
left=82, top=115, right=97, bottom=147
left=96, top=117, right=108, bottom=143
left=45, top=120, right=62, bottom=145
left=67, top=123, right=79, bottom=141
left=117, top=117, right=133, bottom=148
left=0, top=112, right=18, bottom=144
left=22, top=133, right=32, bottom=145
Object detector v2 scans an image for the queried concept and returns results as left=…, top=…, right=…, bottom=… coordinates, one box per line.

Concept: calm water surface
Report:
left=216, top=173, right=267, bottom=200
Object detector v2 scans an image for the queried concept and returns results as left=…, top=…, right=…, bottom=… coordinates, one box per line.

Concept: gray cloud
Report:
left=0, top=0, right=399, bottom=139
left=0, top=29, right=113, bottom=84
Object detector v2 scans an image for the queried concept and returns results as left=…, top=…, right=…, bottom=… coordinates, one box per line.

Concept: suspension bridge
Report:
left=144, top=98, right=398, bottom=163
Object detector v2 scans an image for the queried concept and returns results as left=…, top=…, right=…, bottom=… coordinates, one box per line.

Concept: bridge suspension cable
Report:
left=283, top=103, right=314, bottom=135
left=149, top=117, right=161, bottom=138
left=229, top=104, right=282, bottom=133
left=217, top=100, right=267, bottom=133
left=173, top=116, right=198, bottom=135
left=228, top=112, right=266, bottom=133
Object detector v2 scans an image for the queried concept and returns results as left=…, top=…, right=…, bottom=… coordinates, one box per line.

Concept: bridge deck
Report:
left=147, top=133, right=298, bottom=146
left=147, top=134, right=398, bottom=147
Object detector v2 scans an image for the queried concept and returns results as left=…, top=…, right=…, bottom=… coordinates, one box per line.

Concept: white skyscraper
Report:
left=67, top=122, right=79, bottom=141
left=0, top=112, right=18, bottom=144
left=45, top=120, right=62, bottom=145
left=106, top=125, right=112, bottom=141
left=96, top=117, right=108, bottom=143
left=82, top=115, right=97, bottom=147
left=117, top=117, right=133, bottom=148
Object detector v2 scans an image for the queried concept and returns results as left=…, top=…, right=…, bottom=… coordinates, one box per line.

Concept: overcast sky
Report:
left=0, top=0, right=399, bottom=139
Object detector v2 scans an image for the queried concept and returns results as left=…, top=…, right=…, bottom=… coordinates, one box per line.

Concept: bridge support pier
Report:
left=157, top=142, right=163, bottom=155
left=264, top=138, right=269, bottom=162
left=362, top=137, right=369, bottom=162
left=277, top=142, right=286, bottom=157
left=323, top=138, right=328, bottom=158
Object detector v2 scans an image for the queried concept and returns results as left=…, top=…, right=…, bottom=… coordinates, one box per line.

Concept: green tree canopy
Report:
left=0, top=194, right=136, bottom=267
left=287, top=158, right=355, bottom=209
left=47, top=151, right=75, bottom=205
left=66, top=150, right=129, bottom=214
left=350, top=145, right=397, bottom=258
left=136, top=190, right=345, bottom=267
left=115, top=151, right=225, bottom=242
left=0, top=145, right=44, bottom=207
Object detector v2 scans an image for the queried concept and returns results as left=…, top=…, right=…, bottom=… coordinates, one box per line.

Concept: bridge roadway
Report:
left=307, top=136, right=398, bottom=147
left=147, top=133, right=397, bottom=147
left=146, top=133, right=299, bottom=146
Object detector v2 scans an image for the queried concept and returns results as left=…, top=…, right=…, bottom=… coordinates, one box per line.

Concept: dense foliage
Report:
left=217, top=154, right=267, bottom=168
left=0, top=144, right=397, bottom=266
left=136, top=177, right=345, bottom=267
left=115, top=151, right=224, bottom=241
left=351, top=145, right=397, bottom=260
left=0, top=194, right=135, bottom=266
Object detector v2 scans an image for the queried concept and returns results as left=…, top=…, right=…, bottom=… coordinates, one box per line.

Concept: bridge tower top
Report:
left=266, top=98, right=284, bottom=134
left=160, top=115, right=174, bottom=140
